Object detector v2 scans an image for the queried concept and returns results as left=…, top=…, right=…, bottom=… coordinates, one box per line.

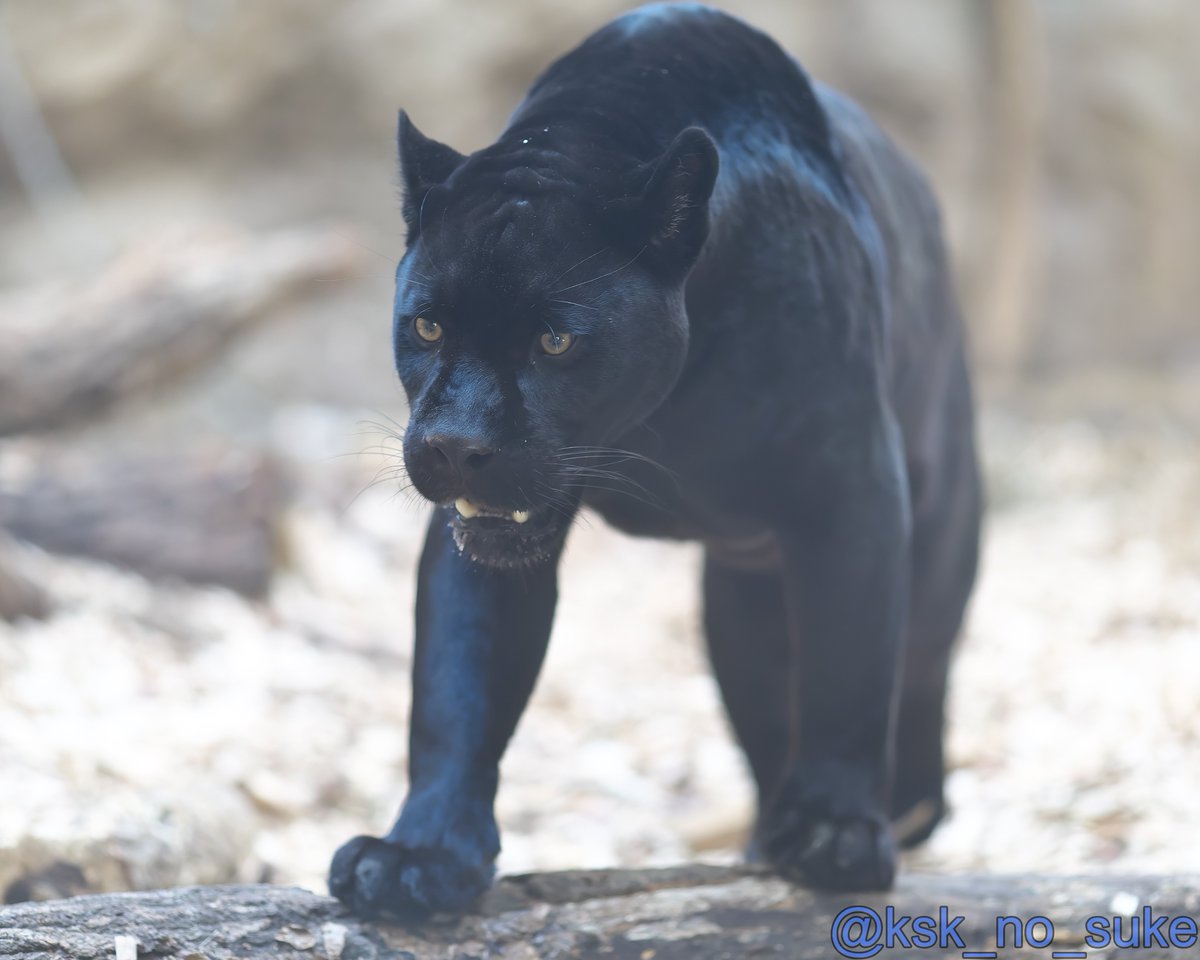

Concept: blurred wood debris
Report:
left=0, top=222, right=361, bottom=593
left=0, top=441, right=282, bottom=596
left=0, top=224, right=361, bottom=436
left=0, top=533, right=47, bottom=621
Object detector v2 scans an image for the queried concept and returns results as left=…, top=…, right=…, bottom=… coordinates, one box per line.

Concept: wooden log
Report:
left=0, top=533, right=47, bottom=621
left=976, top=0, right=1042, bottom=380
left=0, top=224, right=360, bottom=436
left=0, top=442, right=281, bottom=596
left=0, top=867, right=1197, bottom=959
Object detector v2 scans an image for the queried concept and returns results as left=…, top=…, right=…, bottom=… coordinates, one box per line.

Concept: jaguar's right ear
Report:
left=397, top=111, right=465, bottom=235
left=603, top=127, right=719, bottom=281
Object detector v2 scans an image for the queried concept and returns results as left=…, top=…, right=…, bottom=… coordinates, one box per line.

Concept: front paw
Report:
left=760, top=791, right=895, bottom=891
left=328, top=835, right=494, bottom=918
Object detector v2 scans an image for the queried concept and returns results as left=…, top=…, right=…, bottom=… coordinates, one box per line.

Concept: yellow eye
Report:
left=413, top=316, right=443, bottom=343
left=539, top=331, right=574, bottom=356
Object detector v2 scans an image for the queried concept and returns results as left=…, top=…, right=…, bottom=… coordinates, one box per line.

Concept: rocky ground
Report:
left=0, top=401, right=1197, bottom=902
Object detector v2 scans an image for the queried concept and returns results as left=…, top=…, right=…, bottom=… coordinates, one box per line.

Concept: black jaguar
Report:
left=330, top=2, right=982, bottom=918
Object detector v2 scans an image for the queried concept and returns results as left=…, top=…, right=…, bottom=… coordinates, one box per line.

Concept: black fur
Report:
left=330, top=3, right=982, bottom=918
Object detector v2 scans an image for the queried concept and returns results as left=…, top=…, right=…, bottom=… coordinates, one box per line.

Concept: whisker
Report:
left=332, top=229, right=403, bottom=280
left=556, top=445, right=681, bottom=486
left=550, top=246, right=646, bottom=294
left=536, top=492, right=586, bottom=527
left=326, top=447, right=405, bottom=462
left=338, top=229, right=399, bottom=266
left=341, top=465, right=419, bottom=517
left=357, top=413, right=409, bottom=439
left=554, top=462, right=669, bottom=513
left=551, top=298, right=601, bottom=312
left=548, top=246, right=610, bottom=288
left=564, top=478, right=666, bottom=513
left=561, top=466, right=663, bottom=507
left=532, top=474, right=590, bottom=525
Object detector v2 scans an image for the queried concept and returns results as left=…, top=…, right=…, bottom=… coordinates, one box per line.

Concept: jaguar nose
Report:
left=425, top=434, right=496, bottom=478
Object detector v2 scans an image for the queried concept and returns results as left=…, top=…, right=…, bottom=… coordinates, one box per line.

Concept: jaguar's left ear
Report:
left=625, top=127, right=719, bottom=277
left=397, top=110, right=466, bottom=236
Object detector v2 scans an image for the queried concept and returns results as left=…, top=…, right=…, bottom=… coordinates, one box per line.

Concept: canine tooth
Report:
left=455, top=498, right=479, bottom=519
left=511, top=509, right=530, bottom=524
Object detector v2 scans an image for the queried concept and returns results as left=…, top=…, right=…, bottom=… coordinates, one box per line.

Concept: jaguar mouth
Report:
left=454, top=498, right=530, bottom=524
left=446, top=498, right=567, bottom=568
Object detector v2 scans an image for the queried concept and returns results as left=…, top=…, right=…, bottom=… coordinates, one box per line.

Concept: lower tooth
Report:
left=511, top=509, right=530, bottom=524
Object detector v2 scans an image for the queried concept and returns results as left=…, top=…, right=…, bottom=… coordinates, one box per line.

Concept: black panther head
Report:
left=392, top=111, right=718, bottom=566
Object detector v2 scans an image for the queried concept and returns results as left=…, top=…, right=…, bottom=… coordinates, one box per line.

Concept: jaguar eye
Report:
left=538, top=331, right=574, bottom=356
left=413, top=316, right=443, bottom=344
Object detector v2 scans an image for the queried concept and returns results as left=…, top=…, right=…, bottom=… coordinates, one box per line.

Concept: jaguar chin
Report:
left=445, top=500, right=569, bottom=569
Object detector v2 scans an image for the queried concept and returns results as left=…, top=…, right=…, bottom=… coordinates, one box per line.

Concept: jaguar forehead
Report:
left=501, top=168, right=545, bottom=192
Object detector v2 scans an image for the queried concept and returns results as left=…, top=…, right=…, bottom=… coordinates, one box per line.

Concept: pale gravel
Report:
left=0, top=408, right=1196, bottom=899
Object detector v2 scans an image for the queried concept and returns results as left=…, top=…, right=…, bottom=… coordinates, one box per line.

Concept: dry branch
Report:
left=1, top=867, right=1198, bottom=959
left=0, top=224, right=360, bottom=436
left=0, top=441, right=282, bottom=595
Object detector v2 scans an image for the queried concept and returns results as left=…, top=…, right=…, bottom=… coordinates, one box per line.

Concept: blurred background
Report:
left=0, top=0, right=1196, bottom=903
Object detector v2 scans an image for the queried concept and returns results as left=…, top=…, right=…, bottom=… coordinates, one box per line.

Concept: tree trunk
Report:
left=0, top=442, right=282, bottom=596
left=1, top=867, right=1197, bottom=959
left=0, top=534, right=46, bottom=621
left=0, top=224, right=360, bottom=437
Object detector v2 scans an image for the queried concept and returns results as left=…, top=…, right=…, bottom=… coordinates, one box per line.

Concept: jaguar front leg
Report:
left=330, top=508, right=560, bottom=917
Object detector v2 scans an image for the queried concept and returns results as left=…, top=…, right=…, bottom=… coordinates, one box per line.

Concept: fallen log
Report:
left=0, top=224, right=360, bottom=436
left=0, top=534, right=47, bottom=621
left=1, top=867, right=1197, bottom=959
left=0, top=442, right=282, bottom=595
